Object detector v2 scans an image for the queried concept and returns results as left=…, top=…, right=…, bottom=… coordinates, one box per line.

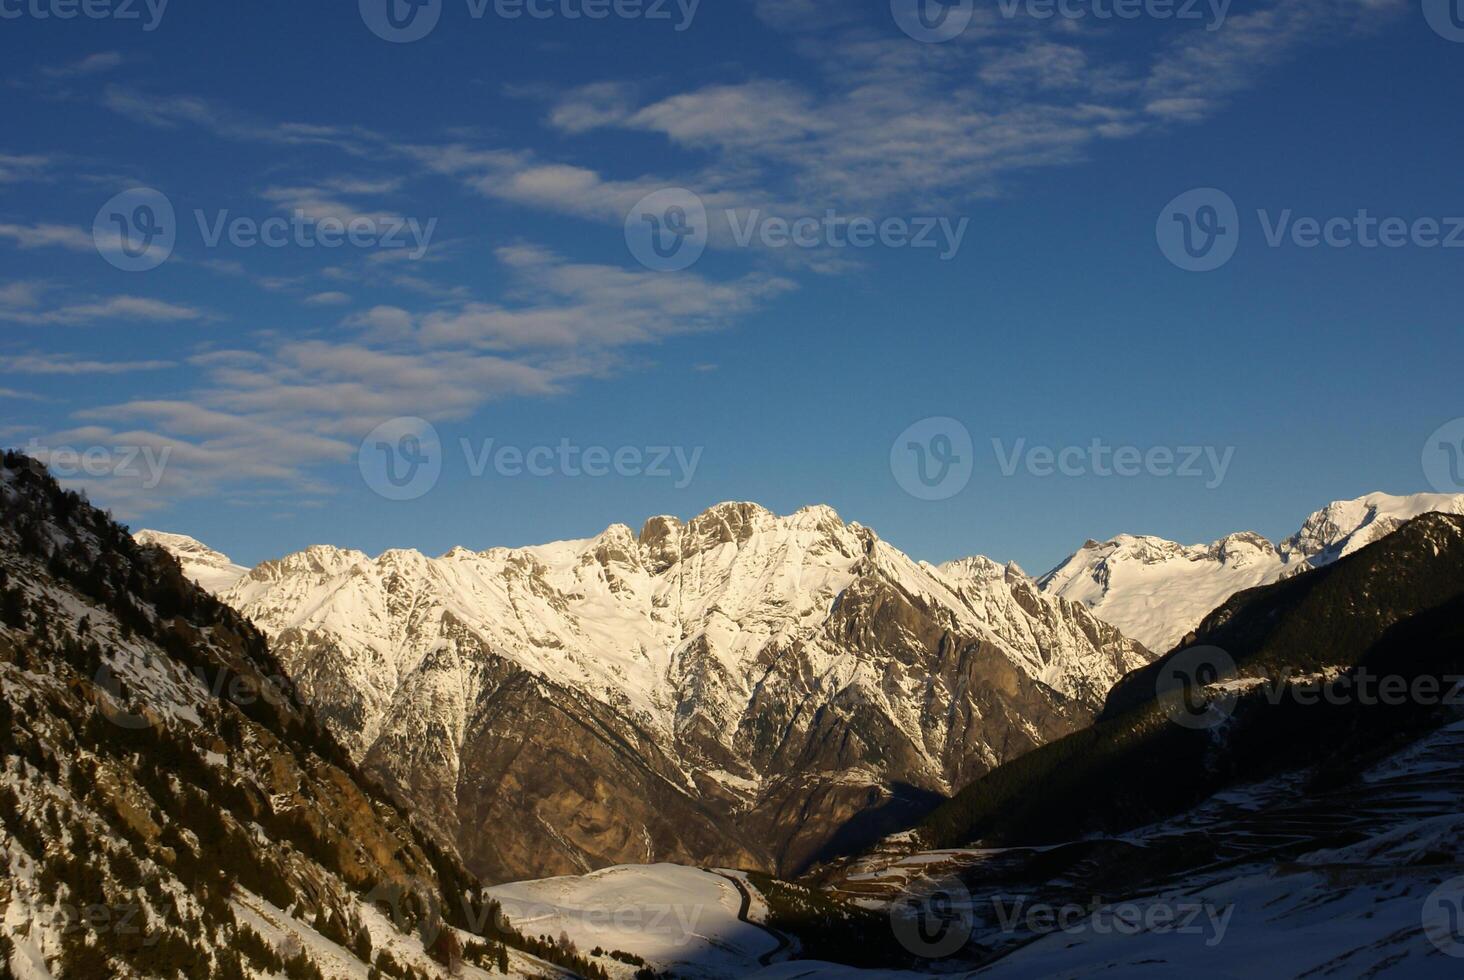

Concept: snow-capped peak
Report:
left=1280, top=491, right=1464, bottom=569
left=1035, top=491, right=1464, bottom=653
left=134, top=528, right=249, bottom=595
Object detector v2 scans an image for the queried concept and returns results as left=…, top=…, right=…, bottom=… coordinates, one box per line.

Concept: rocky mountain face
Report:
left=1035, top=492, right=1464, bottom=653
left=0, top=454, right=603, bottom=979
left=142, top=503, right=1150, bottom=883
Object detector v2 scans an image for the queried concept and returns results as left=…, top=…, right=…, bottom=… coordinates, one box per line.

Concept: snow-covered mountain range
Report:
left=1035, top=491, right=1464, bottom=652
left=138, top=502, right=1148, bottom=883
left=134, top=490, right=1464, bottom=884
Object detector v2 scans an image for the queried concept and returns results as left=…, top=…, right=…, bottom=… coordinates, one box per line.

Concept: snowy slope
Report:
left=133, top=529, right=249, bottom=595
left=1035, top=492, right=1464, bottom=652
left=147, top=502, right=1149, bottom=882
left=771, top=720, right=1464, bottom=979
left=489, top=865, right=781, bottom=979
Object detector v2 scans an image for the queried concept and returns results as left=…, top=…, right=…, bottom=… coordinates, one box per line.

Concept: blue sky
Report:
left=2, top=0, right=1463, bottom=573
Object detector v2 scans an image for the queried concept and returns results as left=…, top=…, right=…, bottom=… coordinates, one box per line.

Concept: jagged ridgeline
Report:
left=194, top=500, right=1151, bottom=884
left=0, top=453, right=608, bottom=979
left=916, top=509, right=1464, bottom=853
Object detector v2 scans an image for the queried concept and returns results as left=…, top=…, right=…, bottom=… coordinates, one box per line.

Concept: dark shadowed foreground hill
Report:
left=0, top=453, right=605, bottom=978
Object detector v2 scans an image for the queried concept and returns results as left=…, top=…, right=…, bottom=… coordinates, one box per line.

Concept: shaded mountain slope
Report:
left=0, top=453, right=607, bottom=979
left=917, top=510, right=1464, bottom=852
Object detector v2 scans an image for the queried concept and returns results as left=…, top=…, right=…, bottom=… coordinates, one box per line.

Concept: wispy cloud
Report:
left=42, top=52, right=124, bottom=79
left=304, top=291, right=352, bottom=307
left=101, top=85, right=381, bottom=153
left=0, top=222, right=93, bottom=251
left=0, top=154, right=56, bottom=184
left=258, top=184, right=403, bottom=225
left=2, top=353, right=176, bottom=375
left=0, top=387, right=44, bottom=401
left=0, top=291, right=208, bottom=326
left=60, top=247, right=793, bottom=509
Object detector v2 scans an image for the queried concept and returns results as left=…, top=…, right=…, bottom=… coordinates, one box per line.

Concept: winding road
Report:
left=708, top=869, right=793, bottom=968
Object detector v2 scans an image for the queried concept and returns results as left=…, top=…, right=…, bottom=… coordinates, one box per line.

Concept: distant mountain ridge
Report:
left=1034, top=491, right=1464, bottom=652
left=138, top=502, right=1149, bottom=883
